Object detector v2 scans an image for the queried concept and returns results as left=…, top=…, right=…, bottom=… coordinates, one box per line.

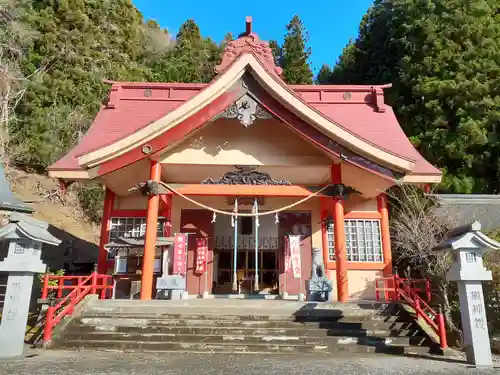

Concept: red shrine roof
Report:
left=48, top=16, right=441, bottom=183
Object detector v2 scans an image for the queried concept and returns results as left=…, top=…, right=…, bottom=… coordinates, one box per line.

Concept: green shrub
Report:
left=74, top=183, right=104, bottom=223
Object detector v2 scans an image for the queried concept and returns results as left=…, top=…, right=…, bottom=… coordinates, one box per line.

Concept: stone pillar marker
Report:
left=0, top=213, right=61, bottom=358
left=433, top=221, right=498, bottom=368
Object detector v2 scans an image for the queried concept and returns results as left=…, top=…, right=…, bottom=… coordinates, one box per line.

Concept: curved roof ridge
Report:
left=215, top=16, right=282, bottom=77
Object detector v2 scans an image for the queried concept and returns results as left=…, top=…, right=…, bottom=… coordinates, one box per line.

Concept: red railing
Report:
left=375, top=275, right=431, bottom=303
left=42, top=272, right=113, bottom=345
left=375, top=275, right=447, bottom=349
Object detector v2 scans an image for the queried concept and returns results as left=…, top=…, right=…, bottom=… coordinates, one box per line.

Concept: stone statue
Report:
left=306, top=247, right=333, bottom=302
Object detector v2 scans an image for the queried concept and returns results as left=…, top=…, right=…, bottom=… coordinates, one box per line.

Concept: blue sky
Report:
left=132, top=0, right=374, bottom=75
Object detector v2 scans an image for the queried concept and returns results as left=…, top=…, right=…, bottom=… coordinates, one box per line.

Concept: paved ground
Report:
left=1, top=349, right=499, bottom=375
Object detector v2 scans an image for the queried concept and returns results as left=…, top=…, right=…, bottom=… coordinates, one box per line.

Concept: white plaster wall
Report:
left=327, top=269, right=381, bottom=302
left=347, top=270, right=382, bottom=301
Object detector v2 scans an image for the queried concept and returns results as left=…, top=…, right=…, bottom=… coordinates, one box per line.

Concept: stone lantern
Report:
left=433, top=221, right=498, bottom=368
left=0, top=161, right=61, bottom=358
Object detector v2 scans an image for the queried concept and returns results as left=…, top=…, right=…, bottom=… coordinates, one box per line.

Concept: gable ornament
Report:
left=217, top=94, right=274, bottom=127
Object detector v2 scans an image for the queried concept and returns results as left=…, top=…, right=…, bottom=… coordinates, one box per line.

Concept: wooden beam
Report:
left=157, top=183, right=329, bottom=197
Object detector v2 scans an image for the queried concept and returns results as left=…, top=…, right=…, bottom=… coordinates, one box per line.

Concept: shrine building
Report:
left=47, top=17, right=441, bottom=302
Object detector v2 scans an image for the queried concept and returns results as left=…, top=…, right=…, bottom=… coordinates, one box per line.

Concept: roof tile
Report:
left=49, top=82, right=440, bottom=177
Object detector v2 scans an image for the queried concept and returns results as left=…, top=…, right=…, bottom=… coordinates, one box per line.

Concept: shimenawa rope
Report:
left=159, top=181, right=330, bottom=217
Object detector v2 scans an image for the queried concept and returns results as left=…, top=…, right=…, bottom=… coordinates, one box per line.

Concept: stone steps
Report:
left=80, top=312, right=400, bottom=322
left=83, top=300, right=394, bottom=319
left=63, top=331, right=429, bottom=347
left=52, top=300, right=438, bottom=356
left=60, top=339, right=433, bottom=355
left=71, top=323, right=420, bottom=338
left=78, top=316, right=412, bottom=330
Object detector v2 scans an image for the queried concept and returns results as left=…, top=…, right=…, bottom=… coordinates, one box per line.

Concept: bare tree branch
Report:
left=388, top=185, right=463, bottom=344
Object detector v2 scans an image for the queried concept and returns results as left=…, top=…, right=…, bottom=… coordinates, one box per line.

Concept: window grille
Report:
left=107, top=217, right=167, bottom=259
left=326, top=219, right=383, bottom=262
left=326, top=220, right=335, bottom=261
left=465, top=252, right=477, bottom=263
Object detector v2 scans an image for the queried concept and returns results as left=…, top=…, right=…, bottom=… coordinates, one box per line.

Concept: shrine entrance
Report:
left=212, top=212, right=280, bottom=295
left=179, top=202, right=313, bottom=298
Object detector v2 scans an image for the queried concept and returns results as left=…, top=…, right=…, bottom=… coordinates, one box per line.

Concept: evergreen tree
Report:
left=0, top=0, right=32, bottom=158
left=324, top=0, right=500, bottom=193
left=152, top=19, right=221, bottom=83
left=269, top=40, right=283, bottom=67
left=222, top=32, right=234, bottom=47
left=271, top=15, right=313, bottom=84
left=315, top=64, right=332, bottom=84
left=12, top=0, right=154, bottom=167
left=176, top=19, right=202, bottom=48
left=317, top=40, right=357, bottom=84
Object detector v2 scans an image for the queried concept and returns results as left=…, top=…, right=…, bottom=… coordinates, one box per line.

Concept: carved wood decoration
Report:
left=216, top=94, right=274, bottom=127
left=201, top=166, right=291, bottom=186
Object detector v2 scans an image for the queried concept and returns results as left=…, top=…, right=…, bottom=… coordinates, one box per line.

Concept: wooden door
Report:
left=180, top=209, right=214, bottom=296
left=278, top=212, right=312, bottom=295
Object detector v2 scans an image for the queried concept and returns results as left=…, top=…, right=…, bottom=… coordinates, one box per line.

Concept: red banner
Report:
left=284, top=236, right=291, bottom=272
left=173, top=233, right=188, bottom=275
left=195, top=238, right=208, bottom=274
left=289, top=235, right=301, bottom=279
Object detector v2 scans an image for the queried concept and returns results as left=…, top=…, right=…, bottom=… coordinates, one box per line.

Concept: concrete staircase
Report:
left=52, top=299, right=439, bottom=355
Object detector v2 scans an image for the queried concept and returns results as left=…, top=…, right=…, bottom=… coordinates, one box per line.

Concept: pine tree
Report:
left=0, top=0, right=32, bottom=158
left=325, top=0, right=500, bottom=194
left=12, top=0, right=154, bottom=167
left=315, top=64, right=332, bottom=84
left=222, top=32, right=234, bottom=47
left=152, top=19, right=221, bottom=83
left=317, top=40, right=357, bottom=84
left=279, top=15, right=313, bottom=84
left=176, top=19, right=202, bottom=49
left=269, top=40, right=283, bottom=68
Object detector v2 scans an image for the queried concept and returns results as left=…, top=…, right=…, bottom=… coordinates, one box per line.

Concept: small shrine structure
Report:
left=48, top=17, right=441, bottom=302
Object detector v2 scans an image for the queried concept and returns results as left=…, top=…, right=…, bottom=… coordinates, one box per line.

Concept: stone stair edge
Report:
left=93, top=300, right=390, bottom=307
left=62, top=331, right=427, bottom=344
left=74, top=318, right=413, bottom=330
left=78, top=312, right=395, bottom=319
left=60, top=338, right=433, bottom=355
left=83, top=309, right=389, bottom=316
left=69, top=323, right=417, bottom=335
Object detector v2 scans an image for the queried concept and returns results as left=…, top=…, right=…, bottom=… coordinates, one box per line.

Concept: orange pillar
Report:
left=97, top=187, right=114, bottom=274
left=377, top=193, right=393, bottom=275
left=332, top=164, right=348, bottom=302
left=140, top=160, right=161, bottom=300
left=320, top=198, right=330, bottom=267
